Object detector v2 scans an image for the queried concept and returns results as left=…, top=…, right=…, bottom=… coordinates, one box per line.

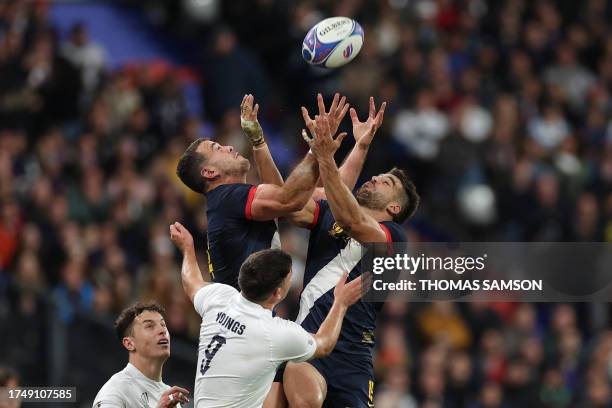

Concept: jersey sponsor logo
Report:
left=328, top=222, right=349, bottom=243
left=362, top=330, right=375, bottom=345
left=368, top=380, right=375, bottom=407
left=140, top=391, right=149, bottom=407
left=215, top=312, right=246, bottom=335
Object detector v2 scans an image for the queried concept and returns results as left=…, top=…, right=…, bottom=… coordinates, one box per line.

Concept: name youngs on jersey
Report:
left=215, top=312, right=246, bottom=335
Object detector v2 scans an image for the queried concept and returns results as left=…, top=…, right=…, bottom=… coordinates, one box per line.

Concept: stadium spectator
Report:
left=1, top=0, right=611, bottom=405
left=60, top=22, right=106, bottom=103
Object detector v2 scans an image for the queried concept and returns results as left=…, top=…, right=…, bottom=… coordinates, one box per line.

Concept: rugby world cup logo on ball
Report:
left=302, top=17, right=364, bottom=68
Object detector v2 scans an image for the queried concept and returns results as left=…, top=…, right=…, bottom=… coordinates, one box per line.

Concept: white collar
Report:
left=237, top=294, right=273, bottom=316
left=125, top=363, right=164, bottom=385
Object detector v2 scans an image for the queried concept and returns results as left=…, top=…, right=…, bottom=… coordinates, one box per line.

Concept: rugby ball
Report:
left=302, top=17, right=364, bottom=68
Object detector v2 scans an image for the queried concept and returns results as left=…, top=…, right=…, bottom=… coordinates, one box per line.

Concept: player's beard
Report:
left=223, top=157, right=250, bottom=178
left=355, top=186, right=388, bottom=211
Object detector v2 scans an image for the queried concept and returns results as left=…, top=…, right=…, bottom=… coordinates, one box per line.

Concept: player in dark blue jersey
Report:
left=175, top=94, right=350, bottom=289
left=282, top=114, right=420, bottom=408
left=176, top=93, right=371, bottom=407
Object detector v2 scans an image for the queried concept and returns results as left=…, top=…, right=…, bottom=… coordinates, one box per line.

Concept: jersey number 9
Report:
left=200, top=335, right=227, bottom=375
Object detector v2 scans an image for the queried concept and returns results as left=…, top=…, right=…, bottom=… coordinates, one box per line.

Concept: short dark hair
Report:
left=389, top=167, right=419, bottom=223
left=238, top=249, right=292, bottom=302
left=114, top=301, right=166, bottom=341
left=176, top=139, right=208, bottom=194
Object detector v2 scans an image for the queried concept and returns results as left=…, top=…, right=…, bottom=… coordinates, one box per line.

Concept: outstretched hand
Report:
left=300, top=93, right=350, bottom=143
left=240, top=94, right=265, bottom=147
left=169, top=222, right=194, bottom=255
left=333, top=271, right=366, bottom=308
left=156, top=386, right=190, bottom=407
left=302, top=114, right=347, bottom=160
left=350, top=97, right=386, bottom=148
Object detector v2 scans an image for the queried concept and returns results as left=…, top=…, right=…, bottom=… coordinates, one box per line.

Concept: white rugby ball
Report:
left=302, top=17, right=364, bottom=68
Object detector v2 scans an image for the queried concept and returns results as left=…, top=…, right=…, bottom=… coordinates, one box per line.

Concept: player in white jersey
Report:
left=93, top=302, right=190, bottom=408
left=169, top=221, right=364, bottom=408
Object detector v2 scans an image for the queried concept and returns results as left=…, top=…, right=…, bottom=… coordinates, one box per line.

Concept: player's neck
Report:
left=259, top=299, right=276, bottom=311
left=207, top=174, right=248, bottom=191
left=129, top=354, right=165, bottom=382
left=361, top=205, right=392, bottom=223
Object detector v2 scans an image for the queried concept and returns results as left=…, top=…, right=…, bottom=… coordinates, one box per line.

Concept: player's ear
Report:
left=201, top=166, right=219, bottom=181
left=122, top=336, right=135, bottom=352
left=272, top=286, right=283, bottom=302
left=386, top=202, right=401, bottom=218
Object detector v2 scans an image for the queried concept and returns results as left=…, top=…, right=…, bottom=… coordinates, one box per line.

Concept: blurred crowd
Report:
left=1, top=0, right=612, bottom=406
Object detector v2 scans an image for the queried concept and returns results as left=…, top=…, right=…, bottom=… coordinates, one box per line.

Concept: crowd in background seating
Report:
left=1, top=0, right=612, bottom=406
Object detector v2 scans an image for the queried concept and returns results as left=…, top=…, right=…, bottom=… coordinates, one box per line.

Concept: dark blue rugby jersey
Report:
left=296, top=200, right=406, bottom=358
left=206, top=183, right=279, bottom=289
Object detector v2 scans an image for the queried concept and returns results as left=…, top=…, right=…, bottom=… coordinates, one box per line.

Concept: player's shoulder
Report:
left=312, top=199, right=332, bottom=226
left=207, top=183, right=254, bottom=203
left=269, top=316, right=307, bottom=334
left=198, top=282, right=239, bottom=298
left=102, top=368, right=134, bottom=389
left=93, top=370, right=130, bottom=405
left=193, top=283, right=239, bottom=315
left=270, top=315, right=295, bottom=328
left=268, top=316, right=316, bottom=361
left=316, top=199, right=330, bottom=213
left=209, top=183, right=253, bottom=196
left=267, top=316, right=309, bottom=341
left=379, top=221, right=407, bottom=242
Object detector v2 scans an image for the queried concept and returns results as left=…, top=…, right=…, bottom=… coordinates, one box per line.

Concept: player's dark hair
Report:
left=238, top=249, right=292, bottom=303
left=389, top=167, right=419, bottom=223
left=176, top=138, right=208, bottom=194
left=114, top=301, right=166, bottom=341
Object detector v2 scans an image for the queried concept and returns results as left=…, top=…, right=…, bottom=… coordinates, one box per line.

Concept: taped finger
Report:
left=302, top=129, right=313, bottom=144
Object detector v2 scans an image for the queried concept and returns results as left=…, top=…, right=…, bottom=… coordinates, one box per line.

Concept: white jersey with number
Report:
left=92, top=363, right=180, bottom=408
left=193, top=284, right=317, bottom=408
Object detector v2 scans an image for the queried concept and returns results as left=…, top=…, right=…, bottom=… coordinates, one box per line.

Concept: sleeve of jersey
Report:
left=308, top=200, right=329, bottom=231
left=193, top=284, right=238, bottom=317
left=92, top=393, right=125, bottom=407
left=307, top=200, right=322, bottom=230
left=270, top=319, right=317, bottom=363
left=216, top=184, right=256, bottom=220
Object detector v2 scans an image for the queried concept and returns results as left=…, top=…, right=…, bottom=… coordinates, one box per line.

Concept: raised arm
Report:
left=169, top=222, right=208, bottom=302
left=282, top=94, right=351, bottom=226
left=312, top=272, right=364, bottom=358
left=240, top=94, right=284, bottom=186
left=249, top=94, right=349, bottom=221
left=312, top=97, right=386, bottom=200
left=283, top=197, right=318, bottom=229
left=249, top=152, right=320, bottom=220
left=339, top=97, right=387, bottom=189
left=307, top=115, right=388, bottom=243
